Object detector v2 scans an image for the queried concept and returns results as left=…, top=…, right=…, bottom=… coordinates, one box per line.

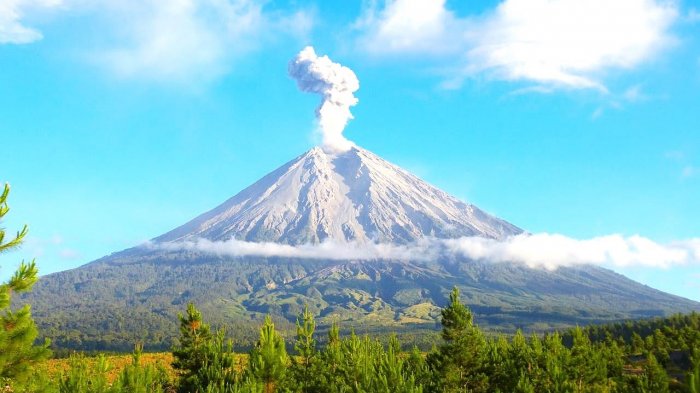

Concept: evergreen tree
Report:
left=567, top=327, right=607, bottom=391
left=58, top=354, right=111, bottom=393
left=248, top=316, right=288, bottom=393
left=375, top=334, right=423, bottom=393
left=688, top=350, right=700, bottom=393
left=514, top=373, right=535, bottom=393
left=172, top=303, right=214, bottom=392
left=507, top=330, right=535, bottom=390
left=639, top=353, right=669, bottom=393
left=428, top=287, right=488, bottom=392
left=111, top=344, right=173, bottom=393
left=406, top=345, right=430, bottom=390
left=631, top=332, right=645, bottom=354
left=539, top=333, right=573, bottom=393
left=291, top=305, right=317, bottom=392
left=0, top=184, right=51, bottom=387
left=317, top=322, right=343, bottom=391
left=484, top=336, right=509, bottom=392
left=190, top=330, right=239, bottom=392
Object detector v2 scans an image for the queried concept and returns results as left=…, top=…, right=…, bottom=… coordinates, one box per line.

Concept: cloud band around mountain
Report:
left=150, top=233, right=700, bottom=270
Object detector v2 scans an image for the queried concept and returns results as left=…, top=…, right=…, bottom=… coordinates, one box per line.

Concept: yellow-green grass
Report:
left=37, top=353, right=175, bottom=383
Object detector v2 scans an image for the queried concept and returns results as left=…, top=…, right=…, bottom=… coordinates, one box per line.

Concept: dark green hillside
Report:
left=24, top=247, right=700, bottom=351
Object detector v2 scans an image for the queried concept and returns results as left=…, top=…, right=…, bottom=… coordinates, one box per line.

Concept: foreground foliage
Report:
left=0, top=184, right=51, bottom=388
left=4, top=287, right=700, bottom=392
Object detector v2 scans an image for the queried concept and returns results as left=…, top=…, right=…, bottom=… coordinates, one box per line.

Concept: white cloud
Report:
left=2, top=0, right=312, bottom=82
left=151, top=238, right=440, bottom=262
left=443, top=234, right=695, bottom=270
left=94, top=0, right=310, bottom=83
left=357, top=0, right=679, bottom=90
left=664, top=150, right=698, bottom=179
left=622, top=84, right=648, bottom=102
left=21, top=234, right=82, bottom=261
left=151, top=233, right=700, bottom=271
left=0, top=0, right=62, bottom=44
left=58, top=248, right=81, bottom=259
left=682, top=165, right=698, bottom=178
left=356, top=0, right=463, bottom=55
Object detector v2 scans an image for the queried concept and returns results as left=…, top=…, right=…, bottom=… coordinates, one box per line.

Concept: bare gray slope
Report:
left=157, top=146, right=522, bottom=245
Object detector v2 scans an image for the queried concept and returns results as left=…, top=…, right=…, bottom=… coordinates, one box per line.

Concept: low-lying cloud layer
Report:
left=150, top=233, right=700, bottom=270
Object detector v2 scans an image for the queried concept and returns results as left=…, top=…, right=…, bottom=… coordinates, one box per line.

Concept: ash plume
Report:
left=289, top=46, right=359, bottom=153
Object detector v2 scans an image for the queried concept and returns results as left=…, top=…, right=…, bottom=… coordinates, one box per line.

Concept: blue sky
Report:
left=1, top=0, right=699, bottom=300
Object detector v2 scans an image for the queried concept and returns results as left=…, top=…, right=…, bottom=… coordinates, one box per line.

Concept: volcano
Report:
left=157, top=146, right=521, bottom=245
left=25, top=146, right=700, bottom=351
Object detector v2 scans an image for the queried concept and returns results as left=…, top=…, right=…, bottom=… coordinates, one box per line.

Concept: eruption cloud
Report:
left=289, top=46, right=359, bottom=153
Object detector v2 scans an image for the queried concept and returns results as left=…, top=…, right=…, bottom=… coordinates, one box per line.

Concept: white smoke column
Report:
left=289, top=46, right=359, bottom=153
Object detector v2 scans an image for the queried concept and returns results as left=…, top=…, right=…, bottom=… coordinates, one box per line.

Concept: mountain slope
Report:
left=23, top=146, right=700, bottom=351
left=156, top=146, right=522, bottom=245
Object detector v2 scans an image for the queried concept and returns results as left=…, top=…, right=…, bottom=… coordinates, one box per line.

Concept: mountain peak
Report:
left=156, top=146, right=522, bottom=245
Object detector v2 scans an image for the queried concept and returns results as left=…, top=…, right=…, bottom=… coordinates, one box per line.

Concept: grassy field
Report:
left=38, top=352, right=255, bottom=383
left=38, top=353, right=175, bottom=383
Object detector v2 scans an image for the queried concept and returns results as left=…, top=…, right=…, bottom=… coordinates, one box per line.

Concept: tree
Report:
left=428, top=287, right=488, bottom=392
left=0, top=183, right=51, bottom=387
left=172, top=303, right=214, bottom=392
left=375, top=334, right=423, bottom=393
left=639, top=353, right=669, bottom=393
left=248, top=316, right=288, bottom=393
left=110, top=344, right=173, bottom=393
left=631, top=332, right=645, bottom=354
left=567, top=327, right=607, bottom=391
left=190, top=330, right=239, bottom=393
left=58, top=354, right=111, bottom=393
left=291, top=305, right=317, bottom=392
left=687, top=350, right=699, bottom=393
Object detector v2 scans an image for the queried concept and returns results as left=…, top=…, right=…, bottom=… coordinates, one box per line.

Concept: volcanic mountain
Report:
left=157, top=146, right=521, bottom=245
left=25, top=146, right=700, bottom=351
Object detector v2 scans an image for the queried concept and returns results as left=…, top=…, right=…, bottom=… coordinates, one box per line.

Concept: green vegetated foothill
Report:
left=4, top=289, right=700, bottom=392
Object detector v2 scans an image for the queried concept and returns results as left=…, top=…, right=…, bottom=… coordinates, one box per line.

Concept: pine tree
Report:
left=484, top=336, right=509, bottom=392
left=111, top=344, right=173, bottom=393
left=405, top=345, right=430, bottom=389
left=248, top=316, right=288, bottom=393
left=567, top=327, right=607, bottom=391
left=428, top=287, right=488, bottom=393
left=507, top=330, right=535, bottom=389
left=291, top=305, right=317, bottom=392
left=640, top=353, right=669, bottom=393
left=687, top=349, right=699, bottom=393
left=172, top=303, right=214, bottom=392
left=192, top=330, right=239, bottom=393
left=631, top=332, right=645, bottom=354
left=375, top=334, right=423, bottom=393
left=317, top=321, right=343, bottom=391
left=539, top=333, right=573, bottom=393
left=58, top=354, right=111, bottom=393
left=0, top=183, right=51, bottom=387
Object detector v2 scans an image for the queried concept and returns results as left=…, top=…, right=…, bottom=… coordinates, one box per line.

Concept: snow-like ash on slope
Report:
left=289, top=46, right=359, bottom=153
left=155, top=146, right=522, bottom=245
left=151, top=233, right=700, bottom=270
